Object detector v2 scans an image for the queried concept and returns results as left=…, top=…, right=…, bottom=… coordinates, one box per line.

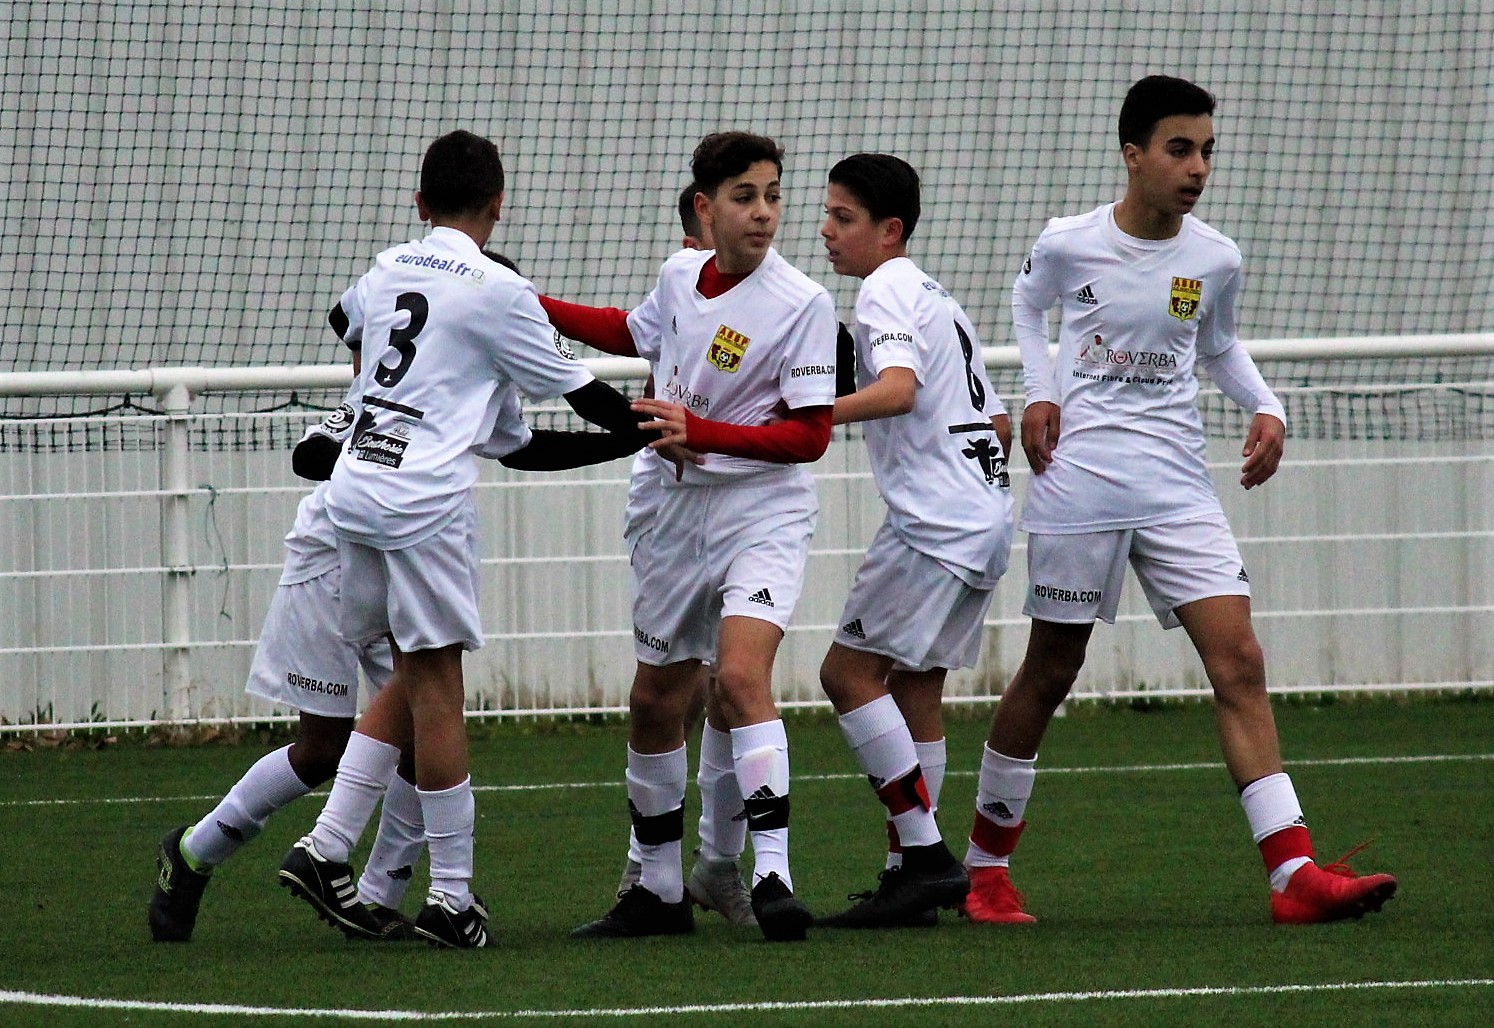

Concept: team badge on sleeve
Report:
left=1169, top=277, right=1202, bottom=321
left=707, top=324, right=750, bottom=372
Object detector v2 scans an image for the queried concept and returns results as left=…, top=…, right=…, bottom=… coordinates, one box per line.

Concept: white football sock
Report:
left=732, top=719, right=793, bottom=890
left=185, top=745, right=308, bottom=868
left=696, top=720, right=745, bottom=861
left=308, top=733, right=399, bottom=864
left=628, top=745, right=688, bottom=903
left=359, top=771, right=425, bottom=908
left=421, top=777, right=476, bottom=911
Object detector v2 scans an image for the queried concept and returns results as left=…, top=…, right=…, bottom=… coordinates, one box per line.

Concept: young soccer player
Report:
left=607, top=183, right=756, bottom=927
left=276, top=131, right=654, bottom=949
left=148, top=405, right=421, bottom=944
left=962, top=75, right=1397, bottom=926
left=812, top=154, right=1013, bottom=928
left=548, top=132, right=839, bottom=942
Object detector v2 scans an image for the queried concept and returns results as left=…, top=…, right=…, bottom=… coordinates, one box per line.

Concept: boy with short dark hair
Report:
left=963, top=75, right=1396, bottom=926
left=815, top=153, right=1014, bottom=928
left=548, top=131, right=838, bottom=942
left=278, top=130, right=652, bottom=948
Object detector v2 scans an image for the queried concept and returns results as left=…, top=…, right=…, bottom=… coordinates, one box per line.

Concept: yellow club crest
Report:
left=1169, top=277, right=1202, bottom=321
left=707, top=324, right=750, bottom=372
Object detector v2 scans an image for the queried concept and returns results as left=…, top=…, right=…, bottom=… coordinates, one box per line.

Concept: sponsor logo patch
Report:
left=352, top=432, right=408, bottom=468
left=707, top=324, right=750, bottom=372
left=1169, top=276, right=1202, bottom=321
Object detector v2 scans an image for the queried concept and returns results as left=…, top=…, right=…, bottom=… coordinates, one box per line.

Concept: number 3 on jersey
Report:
left=374, top=292, right=429, bottom=388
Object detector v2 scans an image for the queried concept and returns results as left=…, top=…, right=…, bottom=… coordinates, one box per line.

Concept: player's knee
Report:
left=1208, top=637, right=1267, bottom=699
left=288, top=738, right=348, bottom=786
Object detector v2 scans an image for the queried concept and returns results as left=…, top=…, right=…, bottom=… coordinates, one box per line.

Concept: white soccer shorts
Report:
left=244, top=568, right=395, bottom=718
left=631, top=467, right=816, bottom=665
left=834, top=521, right=995, bottom=673
left=1023, top=512, right=1251, bottom=630
left=337, top=501, right=484, bottom=652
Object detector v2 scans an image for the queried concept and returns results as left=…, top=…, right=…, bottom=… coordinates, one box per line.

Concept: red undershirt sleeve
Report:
left=537, top=296, right=638, bottom=357
left=681, top=405, right=833, bottom=464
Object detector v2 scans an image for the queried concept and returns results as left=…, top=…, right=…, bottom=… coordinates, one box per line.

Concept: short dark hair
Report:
left=691, top=132, right=784, bottom=196
left=677, top=182, right=703, bottom=238
left=420, top=130, right=505, bottom=218
left=827, top=153, right=921, bottom=241
left=1118, top=75, right=1216, bottom=149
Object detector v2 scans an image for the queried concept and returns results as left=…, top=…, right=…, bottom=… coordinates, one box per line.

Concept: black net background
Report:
left=2, top=1, right=1490, bottom=441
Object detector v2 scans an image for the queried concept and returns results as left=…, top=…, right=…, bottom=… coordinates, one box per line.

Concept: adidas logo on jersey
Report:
left=748, top=588, right=774, bottom=607
left=1076, top=284, right=1098, bottom=305
left=1237, top=567, right=1250, bottom=583
left=841, top=618, right=866, bottom=639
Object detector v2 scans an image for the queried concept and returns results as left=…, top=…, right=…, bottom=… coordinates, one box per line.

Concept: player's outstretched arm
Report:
left=1020, top=400, right=1060, bottom=474
left=632, top=399, right=833, bottom=464
left=537, top=296, right=639, bottom=358
left=496, top=429, right=647, bottom=471
left=1240, top=412, right=1285, bottom=490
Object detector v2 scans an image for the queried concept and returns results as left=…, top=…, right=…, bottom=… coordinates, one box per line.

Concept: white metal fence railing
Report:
left=1, top=337, right=1491, bottom=730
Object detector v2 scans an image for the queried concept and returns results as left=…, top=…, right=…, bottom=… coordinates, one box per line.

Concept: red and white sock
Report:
left=965, top=745, right=1035, bottom=868
left=839, top=694, right=939, bottom=850
left=1241, top=772, right=1314, bottom=890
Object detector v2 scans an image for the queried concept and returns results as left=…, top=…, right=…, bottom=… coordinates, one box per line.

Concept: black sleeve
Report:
left=563, top=379, right=655, bottom=439
left=291, top=432, right=342, bottom=481
left=835, top=322, right=858, bottom=398
left=328, top=302, right=350, bottom=342
left=497, top=429, right=646, bottom=471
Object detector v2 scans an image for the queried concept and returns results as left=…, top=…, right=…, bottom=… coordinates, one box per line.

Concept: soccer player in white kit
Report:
left=962, top=76, right=1397, bottom=926
left=276, top=131, right=655, bottom=949
left=598, top=183, right=760, bottom=926
left=148, top=399, right=420, bottom=943
left=812, top=154, right=1015, bottom=929
left=555, top=132, right=839, bottom=942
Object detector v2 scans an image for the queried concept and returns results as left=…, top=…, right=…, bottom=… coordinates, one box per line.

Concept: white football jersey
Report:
left=853, top=257, right=1012, bottom=586
left=1013, top=204, right=1284, bottom=533
left=327, top=227, right=593, bottom=548
left=626, top=247, right=838, bottom=485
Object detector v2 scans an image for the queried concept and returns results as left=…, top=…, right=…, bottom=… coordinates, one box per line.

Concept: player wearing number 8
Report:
left=814, top=154, right=1015, bottom=928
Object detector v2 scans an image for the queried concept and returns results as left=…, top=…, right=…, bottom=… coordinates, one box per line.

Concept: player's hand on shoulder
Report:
left=1020, top=401, right=1061, bottom=475
left=1240, top=412, right=1285, bottom=489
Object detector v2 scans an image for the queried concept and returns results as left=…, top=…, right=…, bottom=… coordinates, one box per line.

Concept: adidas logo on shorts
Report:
left=748, top=588, right=775, bottom=607
left=1076, top=284, right=1098, bottom=305
left=1237, top=567, right=1250, bottom=583
left=841, top=618, right=866, bottom=639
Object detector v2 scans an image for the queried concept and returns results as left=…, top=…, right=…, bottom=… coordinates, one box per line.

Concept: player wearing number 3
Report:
left=276, top=131, right=653, bottom=948
left=961, top=76, right=1397, bottom=926
left=813, top=154, right=1014, bottom=929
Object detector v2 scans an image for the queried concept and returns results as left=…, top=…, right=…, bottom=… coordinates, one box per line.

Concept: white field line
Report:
left=2, top=752, right=1489, bottom=810
left=1, top=978, right=1490, bottom=1021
